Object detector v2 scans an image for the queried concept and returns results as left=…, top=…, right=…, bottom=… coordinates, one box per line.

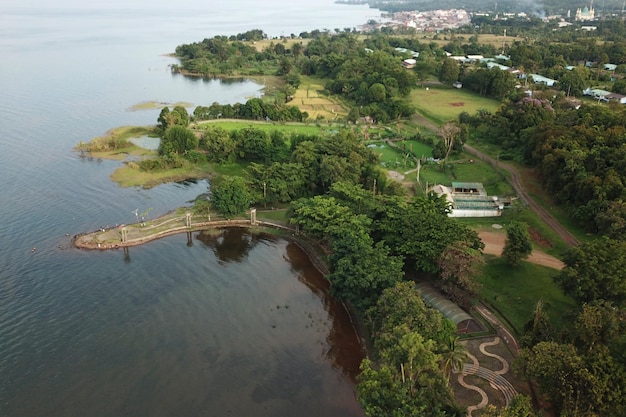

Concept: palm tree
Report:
left=440, top=336, right=469, bottom=381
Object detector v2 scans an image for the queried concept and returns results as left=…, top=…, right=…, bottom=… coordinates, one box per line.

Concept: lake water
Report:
left=0, top=1, right=383, bottom=415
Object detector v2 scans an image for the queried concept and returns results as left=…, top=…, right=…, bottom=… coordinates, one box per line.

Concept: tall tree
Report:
left=199, top=125, right=236, bottom=162
left=437, top=240, right=484, bottom=302
left=555, top=237, right=626, bottom=306
left=329, top=232, right=403, bottom=312
left=211, top=176, right=252, bottom=218
left=439, top=59, right=460, bottom=85
left=480, top=395, right=540, bottom=417
left=502, top=221, right=532, bottom=266
left=516, top=342, right=594, bottom=416
left=288, top=195, right=371, bottom=241
left=440, top=336, right=469, bottom=381
left=368, top=281, right=456, bottom=347
left=158, top=125, right=198, bottom=156
left=436, top=122, right=461, bottom=167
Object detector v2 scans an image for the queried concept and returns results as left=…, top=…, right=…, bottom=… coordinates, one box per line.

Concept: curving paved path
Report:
left=478, top=337, right=509, bottom=375
left=457, top=337, right=518, bottom=416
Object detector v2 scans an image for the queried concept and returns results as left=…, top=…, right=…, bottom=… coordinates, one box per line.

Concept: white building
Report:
left=432, top=182, right=503, bottom=218
left=576, top=4, right=595, bottom=21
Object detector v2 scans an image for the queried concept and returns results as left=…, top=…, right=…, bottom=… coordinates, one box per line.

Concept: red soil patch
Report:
left=528, top=227, right=552, bottom=248
left=449, top=102, right=465, bottom=106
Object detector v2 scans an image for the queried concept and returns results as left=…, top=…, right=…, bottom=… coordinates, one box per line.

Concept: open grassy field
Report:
left=396, top=139, right=435, bottom=160
left=110, top=163, right=214, bottom=189
left=410, top=85, right=501, bottom=125
left=477, top=256, right=577, bottom=334
left=416, top=158, right=512, bottom=195
left=235, top=33, right=516, bottom=55
left=196, top=120, right=325, bottom=137
left=248, top=38, right=311, bottom=52
left=294, top=76, right=349, bottom=120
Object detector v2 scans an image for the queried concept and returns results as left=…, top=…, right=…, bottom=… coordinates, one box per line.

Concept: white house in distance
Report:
left=402, top=58, right=417, bottom=68
left=584, top=88, right=612, bottom=101
left=530, top=74, right=557, bottom=87
left=432, top=182, right=504, bottom=217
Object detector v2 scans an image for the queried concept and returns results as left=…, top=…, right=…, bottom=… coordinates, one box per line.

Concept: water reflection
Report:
left=195, top=228, right=364, bottom=382
left=195, top=227, right=268, bottom=264
left=284, top=241, right=365, bottom=383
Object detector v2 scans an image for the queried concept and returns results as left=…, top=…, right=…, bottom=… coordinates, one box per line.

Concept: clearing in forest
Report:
left=294, top=76, right=348, bottom=120
left=410, top=85, right=500, bottom=126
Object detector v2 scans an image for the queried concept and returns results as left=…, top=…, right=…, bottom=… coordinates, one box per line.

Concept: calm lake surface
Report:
left=0, top=1, right=382, bottom=415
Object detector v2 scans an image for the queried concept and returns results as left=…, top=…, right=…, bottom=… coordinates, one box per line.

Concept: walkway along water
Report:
left=74, top=211, right=295, bottom=250
left=75, top=208, right=532, bottom=414
left=73, top=210, right=333, bottom=274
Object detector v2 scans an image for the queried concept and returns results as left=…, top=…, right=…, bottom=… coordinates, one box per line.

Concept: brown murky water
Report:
left=4, top=228, right=365, bottom=417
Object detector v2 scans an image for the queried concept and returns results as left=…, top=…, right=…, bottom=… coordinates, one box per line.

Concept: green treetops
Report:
left=502, top=221, right=532, bottom=266
left=158, top=125, right=198, bottom=156
left=555, top=237, right=626, bottom=306
left=157, top=106, right=189, bottom=132
left=211, top=176, right=252, bottom=218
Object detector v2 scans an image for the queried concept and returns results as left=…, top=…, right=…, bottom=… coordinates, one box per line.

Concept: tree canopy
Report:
left=210, top=176, right=252, bottom=218
left=502, top=222, right=532, bottom=266
left=555, top=237, right=626, bottom=307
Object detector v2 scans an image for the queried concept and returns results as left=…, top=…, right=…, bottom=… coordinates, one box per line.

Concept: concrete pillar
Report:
left=250, top=208, right=257, bottom=225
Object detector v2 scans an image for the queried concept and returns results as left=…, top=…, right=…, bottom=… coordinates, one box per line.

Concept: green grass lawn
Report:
left=417, top=157, right=513, bottom=196
left=368, top=142, right=417, bottom=171
left=256, top=209, right=288, bottom=223
left=196, top=120, right=326, bottom=137
left=395, top=139, right=434, bottom=160
left=368, top=140, right=435, bottom=173
left=110, top=162, right=214, bottom=189
left=410, top=85, right=501, bottom=126
left=212, top=162, right=250, bottom=177
left=477, top=256, right=577, bottom=335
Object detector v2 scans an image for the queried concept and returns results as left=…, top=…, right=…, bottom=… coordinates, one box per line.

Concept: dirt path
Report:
left=479, top=231, right=564, bottom=270
left=410, top=111, right=578, bottom=248
left=412, top=113, right=439, bottom=131
left=464, top=144, right=579, bottom=247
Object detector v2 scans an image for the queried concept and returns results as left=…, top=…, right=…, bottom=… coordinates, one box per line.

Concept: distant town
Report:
left=360, top=3, right=611, bottom=32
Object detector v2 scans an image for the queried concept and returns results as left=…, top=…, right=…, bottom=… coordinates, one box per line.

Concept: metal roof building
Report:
left=415, top=283, right=481, bottom=333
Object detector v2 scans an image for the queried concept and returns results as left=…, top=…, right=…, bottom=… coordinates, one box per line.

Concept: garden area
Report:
left=293, top=75, right=349, bottom=120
